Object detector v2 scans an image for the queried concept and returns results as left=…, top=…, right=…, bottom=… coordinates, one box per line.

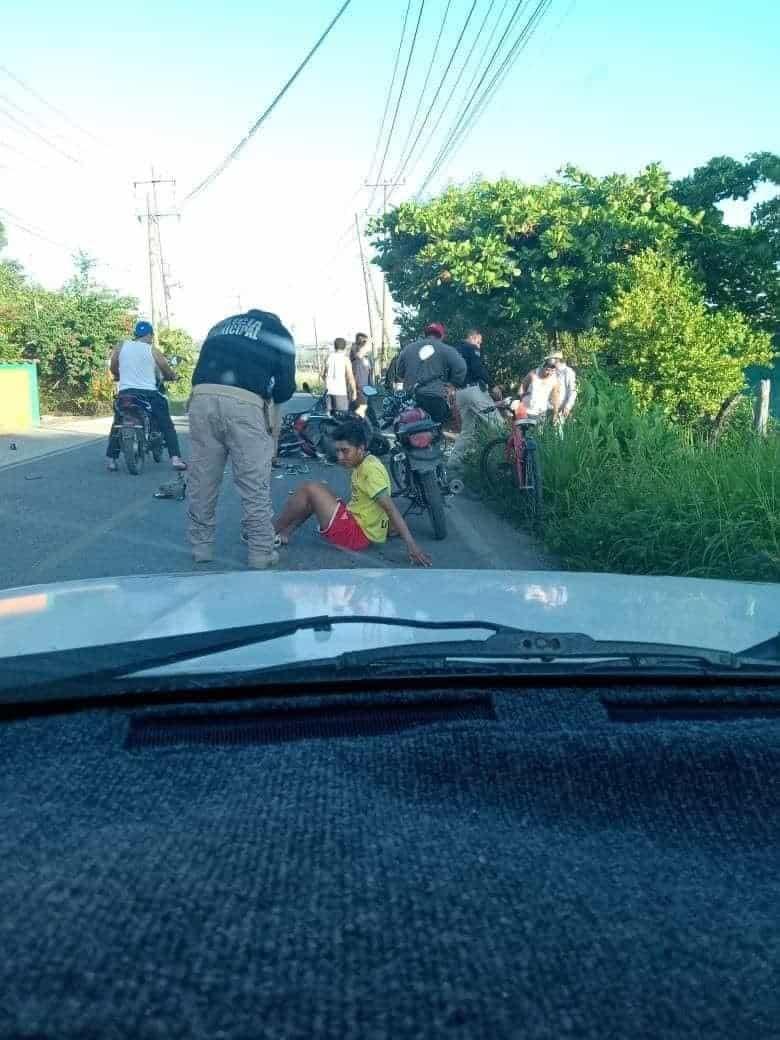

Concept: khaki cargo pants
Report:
left=187, top=384, right=275, bottom=563
left=450, top=384, right=502, bottom=465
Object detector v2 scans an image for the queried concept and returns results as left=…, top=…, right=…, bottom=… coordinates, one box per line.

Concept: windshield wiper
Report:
left=2, top=615, right=773, bottom=705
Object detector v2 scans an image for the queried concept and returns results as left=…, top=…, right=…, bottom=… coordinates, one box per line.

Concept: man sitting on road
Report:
left=449, top=328, right=503, bottom=468
left=187, top=308, right=296, bottom=569
left=106, top=320, right=186, bottom=472
left=273, top=418, right=432, bottom=567
left=396, top=322, right=466, bottom=424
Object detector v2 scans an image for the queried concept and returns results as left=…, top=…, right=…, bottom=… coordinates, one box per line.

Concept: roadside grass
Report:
left=469, top=376, right=780, bottom=583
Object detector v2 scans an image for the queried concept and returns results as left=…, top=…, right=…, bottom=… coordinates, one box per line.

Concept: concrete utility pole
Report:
left=135, top=169, right=179, bottom=338
left=364, top=178, right=404, bottom=374
left=355, top=212, right=376, bottom=372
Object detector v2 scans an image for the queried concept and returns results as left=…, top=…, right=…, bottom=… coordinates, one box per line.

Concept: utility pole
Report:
left=312, top=315, right=321, bottom=371
left=135, top=170, right=179, bottom=338
left=354, top=212, right=376, bottom=374
left=364, top=178, right=404, bottom=374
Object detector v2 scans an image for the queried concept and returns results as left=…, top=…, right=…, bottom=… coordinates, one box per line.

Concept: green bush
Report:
left=474, top=372, right=780, bottom=582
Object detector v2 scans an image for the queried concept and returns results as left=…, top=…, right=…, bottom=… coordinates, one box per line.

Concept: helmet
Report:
left=424, top=322, right=446, bottom=340
left=134, top=320, right=154, bottom=339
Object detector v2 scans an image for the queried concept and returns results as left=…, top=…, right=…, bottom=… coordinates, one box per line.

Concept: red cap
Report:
left=424, top=322, right=446, bottom=339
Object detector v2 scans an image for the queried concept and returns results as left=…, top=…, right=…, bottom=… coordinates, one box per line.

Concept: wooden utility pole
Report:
left=364, top=178, right=404, bottom=374
left=144, top=192, right=158, bottom=340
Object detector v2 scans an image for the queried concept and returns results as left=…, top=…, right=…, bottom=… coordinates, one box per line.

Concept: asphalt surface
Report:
left=0, top=403, right=550, bottom=592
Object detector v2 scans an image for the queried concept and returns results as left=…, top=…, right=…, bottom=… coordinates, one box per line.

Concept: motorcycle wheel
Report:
left=389, top=452, right=408, bottom=494
left=122, top=428, right=145, bottom=475
left=419, top=470, right=447, bottom=540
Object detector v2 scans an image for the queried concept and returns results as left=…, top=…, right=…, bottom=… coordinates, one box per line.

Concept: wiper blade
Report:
left=0, top=616, right=511, bottom=701
left=2, top=616, right=770, bottom=706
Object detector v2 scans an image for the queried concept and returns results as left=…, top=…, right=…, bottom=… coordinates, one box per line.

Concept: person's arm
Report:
left=109, top=343, right=121, bottom=380
left=376, top=493, right=432, bottom=567
left=445, top=345, right=467, bottom=388
left=152, top=347, right=177, bottom=382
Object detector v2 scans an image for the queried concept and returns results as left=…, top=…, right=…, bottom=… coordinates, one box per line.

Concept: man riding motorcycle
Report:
left=395, top=322, right=466, bottom=424
left=106, top=321, right=186, bottom=472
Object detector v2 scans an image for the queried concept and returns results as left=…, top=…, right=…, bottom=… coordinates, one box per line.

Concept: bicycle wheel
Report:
left=519, top=438, right=543, bottom=523
left=480, top=436, right=514, bottom=492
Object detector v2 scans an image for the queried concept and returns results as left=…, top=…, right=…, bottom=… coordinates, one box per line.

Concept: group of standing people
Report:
left=321, top=333, right=372, bottom=416
left=106, top=309, right=576, bottom=572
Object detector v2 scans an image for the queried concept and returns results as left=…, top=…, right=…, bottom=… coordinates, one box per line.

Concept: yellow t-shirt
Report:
left=347, top=455, right=391, bottom=543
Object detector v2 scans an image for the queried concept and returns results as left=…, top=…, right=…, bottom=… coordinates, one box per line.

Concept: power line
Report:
left=419, top=0, right=553, bottom=193
left=416, top=0, right=533, bottom=195
left=0, top=206, right=134, bottom=275
left=385, top=0, right=487, bottom=204
left=367, top=0, right=427, bottom=212
left=0, top=64, right=106, bottom=147
left=184, top=0, right=354, bottom=203
left=0, top=103, right=82, bottom=165
left=391, top=0, right=454, bottom=181
left=365, top=0, right=413, bottom=190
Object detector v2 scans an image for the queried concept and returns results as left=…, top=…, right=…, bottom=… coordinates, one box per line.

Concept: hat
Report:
left=134, top=320, right=154, bottom=338
left=424, top=322, right=447, bottom=340
left=545, top=351, right=563, bottom=361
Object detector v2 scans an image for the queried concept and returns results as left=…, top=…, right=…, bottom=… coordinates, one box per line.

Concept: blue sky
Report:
left=1, top=0, right=778, bottom=341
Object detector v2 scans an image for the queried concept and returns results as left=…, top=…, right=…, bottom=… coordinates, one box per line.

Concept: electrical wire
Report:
left=385, top=0, right=488, bottom=205
left=419, top=0, right=553, bottom=193
left=366, top=0, right=427, bottom=210
left=391, top=0, right=454, bottom=180
left=184, top=0, right=354, bottom=203
left=364, top=0, right=413, bottom=189
left=0, top=104, right=82, bottom=165
left=0, top=64, right=106, bottom=147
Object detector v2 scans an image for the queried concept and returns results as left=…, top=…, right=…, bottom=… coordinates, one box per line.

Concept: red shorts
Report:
left=320, top=501, right=371, bottom=551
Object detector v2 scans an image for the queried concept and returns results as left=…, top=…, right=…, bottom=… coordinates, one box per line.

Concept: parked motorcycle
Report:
left=112, top=392, right=164, bottom=475
left=364, top=385, right=461, bottom=541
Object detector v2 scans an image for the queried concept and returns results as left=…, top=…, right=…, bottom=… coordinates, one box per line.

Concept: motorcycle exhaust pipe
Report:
left=448, top=478, right=465, bottom=495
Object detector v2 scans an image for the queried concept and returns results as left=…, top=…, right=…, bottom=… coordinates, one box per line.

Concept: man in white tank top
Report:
left=514, top=358, right=561, bottom=421
left=106, top=321, right=186, bottom=471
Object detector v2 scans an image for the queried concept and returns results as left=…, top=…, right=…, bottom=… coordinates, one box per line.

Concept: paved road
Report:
left=0, top=402, right=550, bottom=592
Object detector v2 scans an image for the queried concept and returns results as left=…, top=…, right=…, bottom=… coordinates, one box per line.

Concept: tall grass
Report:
left=476, top=373, right=780, bottom=582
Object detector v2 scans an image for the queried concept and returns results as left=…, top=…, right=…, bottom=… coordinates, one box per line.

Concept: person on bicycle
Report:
left=106, top=320, right=186, bottom=472
left=395, top=322, right=466, bottom=424
left=515, top=357, right=562, bottom=422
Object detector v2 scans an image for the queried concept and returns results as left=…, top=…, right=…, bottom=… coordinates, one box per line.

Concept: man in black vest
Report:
left=187, top=309, right=296, bottom=569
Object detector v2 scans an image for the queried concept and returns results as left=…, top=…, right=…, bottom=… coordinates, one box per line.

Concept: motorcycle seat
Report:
left=397, top=419, right=437, bottom=437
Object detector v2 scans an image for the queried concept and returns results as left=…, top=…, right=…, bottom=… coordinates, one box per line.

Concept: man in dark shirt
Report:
left=450, top=328, right=502, bottom=467
left=396, top=323, right=467, bottom=424
left=187, top=309, right=296, bottom=569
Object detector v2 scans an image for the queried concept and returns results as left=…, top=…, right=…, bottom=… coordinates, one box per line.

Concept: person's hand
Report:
left=407, top=541, right=432, bottom=567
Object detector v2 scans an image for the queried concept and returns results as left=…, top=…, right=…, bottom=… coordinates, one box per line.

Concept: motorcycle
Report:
left=364, top=385, right=461, bottom=541
left=277, top=390, right=349, bottom=461
left=111, top=391, right=165, bottom=475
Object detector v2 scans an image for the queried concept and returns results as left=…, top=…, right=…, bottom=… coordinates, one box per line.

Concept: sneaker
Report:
left=171, top=457, right=188, bottom=471
left=106, top=459, right=118, bottom=472
left=248, top=550, right=280, bottom=570
left=192, top=546, right=214, bottom=564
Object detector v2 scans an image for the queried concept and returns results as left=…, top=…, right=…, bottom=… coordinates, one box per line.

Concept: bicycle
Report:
left=479, top=400, right=543, bottom=524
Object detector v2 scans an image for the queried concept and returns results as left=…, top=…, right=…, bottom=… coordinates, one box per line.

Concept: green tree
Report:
left=606, top=250, right=773, bottom=421
left=371, top=164, right=703, bottom=366
left=158, top=326, right=198, bottom=388
left=672, top=153, right=780, bottom=335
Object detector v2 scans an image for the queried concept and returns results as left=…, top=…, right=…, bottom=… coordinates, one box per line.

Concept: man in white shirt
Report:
left=322, top=337, right=356, bottom=414
left=106, top=320, right=186, bottom=472
left=547, top=351, right=578, bottom=418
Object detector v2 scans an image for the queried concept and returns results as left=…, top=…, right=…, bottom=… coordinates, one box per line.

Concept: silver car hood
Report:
left=1, top=570, right=777, bottom=676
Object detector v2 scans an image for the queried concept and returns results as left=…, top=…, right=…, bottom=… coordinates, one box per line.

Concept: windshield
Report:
left=1, top=1, right=778, bottom=691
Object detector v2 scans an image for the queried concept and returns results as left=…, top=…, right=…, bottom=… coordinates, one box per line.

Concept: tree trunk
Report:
left=709, top=391, right=743, bottom=446
left=755, top=379, right=771, bottom=436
